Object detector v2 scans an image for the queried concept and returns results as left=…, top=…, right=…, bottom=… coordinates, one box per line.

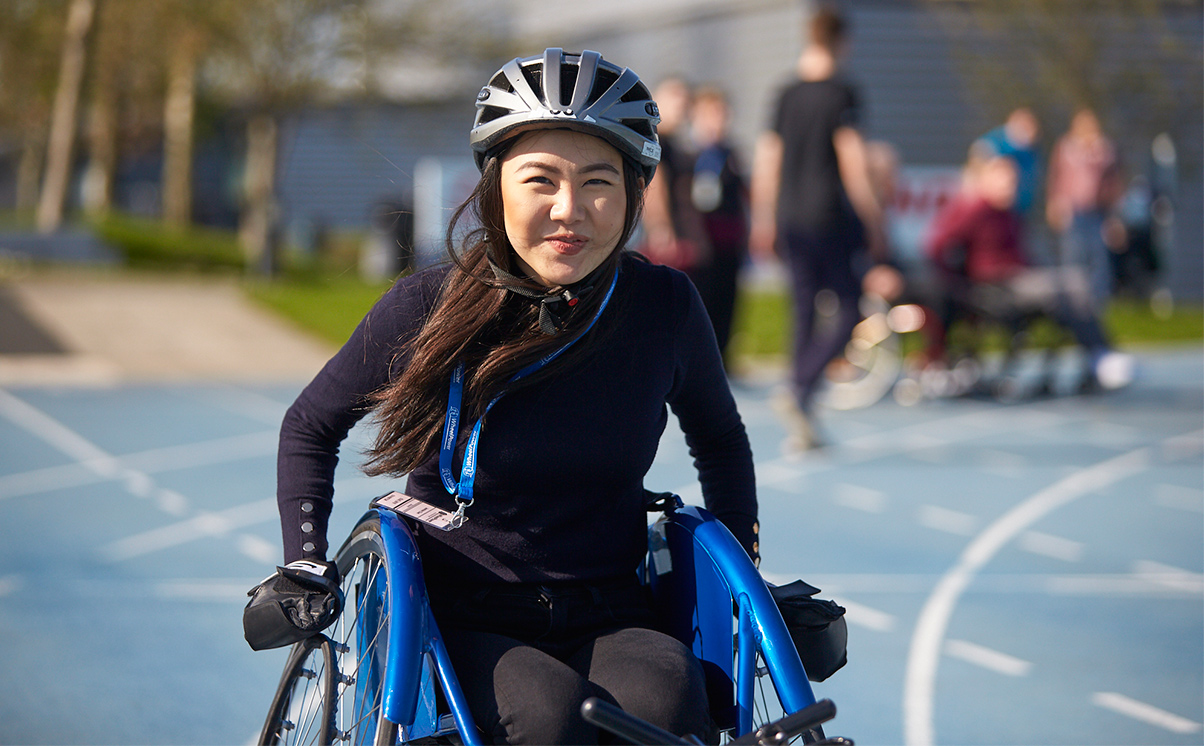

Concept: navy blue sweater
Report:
left=277, top=252, right=757, bottom=586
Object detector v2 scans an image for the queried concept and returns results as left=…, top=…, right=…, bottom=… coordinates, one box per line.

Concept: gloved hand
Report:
left=243, top=559, right=343, bottom=651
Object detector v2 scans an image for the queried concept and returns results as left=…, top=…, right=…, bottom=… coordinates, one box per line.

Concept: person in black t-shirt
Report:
left=750, top=5, right=886, bottom=450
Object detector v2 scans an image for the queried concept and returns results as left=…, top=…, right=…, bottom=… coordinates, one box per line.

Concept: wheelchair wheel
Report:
left=816, top=296, right=907, bottom=411
left=330, top=515, right=400, bottom=746
left=260, top=634, right=338, bottom=745
left=746, top=658, right=826, bottom=745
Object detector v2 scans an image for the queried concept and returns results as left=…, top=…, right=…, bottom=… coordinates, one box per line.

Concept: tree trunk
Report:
left=162, top=42, right=197, bottom=227
left=81, top=66, right=117, bottom=218
left=36, top=0, right=96, bottom=234
left=16, top=137, right=46, bottom=213
left=239, top=114, right=279, bottom=275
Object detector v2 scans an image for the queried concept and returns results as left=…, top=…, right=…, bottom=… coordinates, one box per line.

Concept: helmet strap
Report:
left=486, top=255, right=603, bottom=335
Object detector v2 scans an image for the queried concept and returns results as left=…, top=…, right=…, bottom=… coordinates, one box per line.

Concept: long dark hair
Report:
left=363, top=135, right=647, bottom=477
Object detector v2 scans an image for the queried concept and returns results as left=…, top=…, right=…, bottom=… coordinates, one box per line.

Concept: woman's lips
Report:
left=547, top=235, right=587, bottom=254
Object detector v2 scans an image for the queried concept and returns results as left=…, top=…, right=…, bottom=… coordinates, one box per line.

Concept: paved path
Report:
left=0, top=271, right=334, bottom=386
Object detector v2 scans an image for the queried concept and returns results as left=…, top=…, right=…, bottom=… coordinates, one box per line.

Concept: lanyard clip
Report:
left=450, top=496, right=473, bottom=530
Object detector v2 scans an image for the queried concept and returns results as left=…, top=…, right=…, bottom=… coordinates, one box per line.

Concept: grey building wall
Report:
left=275, top=101, right=473, bottom=235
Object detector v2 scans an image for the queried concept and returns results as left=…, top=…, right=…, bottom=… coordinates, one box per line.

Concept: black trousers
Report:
left=782, top=227, right=862, bottom=408
left=431, top=578, right=716, bottom=745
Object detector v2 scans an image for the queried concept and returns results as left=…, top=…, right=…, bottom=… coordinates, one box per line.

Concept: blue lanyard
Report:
left=438, top=270, right=619, bottom=518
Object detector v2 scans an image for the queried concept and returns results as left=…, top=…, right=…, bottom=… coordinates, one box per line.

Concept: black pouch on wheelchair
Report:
left=769, top=580, right=848, bottom=682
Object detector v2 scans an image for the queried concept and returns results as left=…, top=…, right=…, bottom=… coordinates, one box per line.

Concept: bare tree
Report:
left=160, top=4, right=211, bottom=227
left=201, top=0, right=496, bottom=274
left=0, top=2, right=68, bottom=215
left=36, top=0, right=96, bottom=233
left=925, top=0, right=1203, bottom=164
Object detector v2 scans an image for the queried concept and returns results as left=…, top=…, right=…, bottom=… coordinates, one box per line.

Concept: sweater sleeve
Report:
left=925, top=196, right=977, bottom=270
left=277, top=268, right=445, bottom=564
left=664, top=272, right=760, bottom=563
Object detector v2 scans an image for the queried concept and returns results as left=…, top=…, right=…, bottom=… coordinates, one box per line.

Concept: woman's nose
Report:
left=549, top=185, right=582, bottom=222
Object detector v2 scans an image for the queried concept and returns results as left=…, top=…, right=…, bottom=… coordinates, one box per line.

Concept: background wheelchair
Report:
left=257, top=496, right=849, bottom=745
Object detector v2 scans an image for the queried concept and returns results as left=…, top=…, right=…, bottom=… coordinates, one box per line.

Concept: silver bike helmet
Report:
left=470, top=48, right=662, bottom=181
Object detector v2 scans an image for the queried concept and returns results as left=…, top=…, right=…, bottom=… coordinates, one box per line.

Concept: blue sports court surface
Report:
left=0, top=347, right=1200, bottom=745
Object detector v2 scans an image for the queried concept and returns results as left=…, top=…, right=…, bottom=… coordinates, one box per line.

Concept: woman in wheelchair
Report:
left=268, top=49, right=760, bottom=744
left=924, top=153, right=1133, bottom=391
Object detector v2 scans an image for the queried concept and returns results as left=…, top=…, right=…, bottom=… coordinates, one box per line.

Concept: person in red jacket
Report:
left=926, top=153, right=1132, bottom=390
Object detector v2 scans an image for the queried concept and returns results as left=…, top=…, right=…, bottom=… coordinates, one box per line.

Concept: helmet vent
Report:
left=489, top=71, right=513, bottom=93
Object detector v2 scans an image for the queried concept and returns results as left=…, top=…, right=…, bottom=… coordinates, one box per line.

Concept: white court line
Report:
left=1044, top=572, right=1204, bottom=597
left=237, top=533, right=280, bottom=564
left=117, top=430, right=278, bottom=474
left=0, top=388, right=121, bottom=476
left=1018, top=530, right=1083, bottom=562
left=154, top=579, right=264, bottom=602
left=1131, top=560, right=1204, bottom=594
left=903, top=443, right=1157, bottom=746
left=207, top=384, right=291, bottom=426
left=0, top=574, right=22, bottom=597
left=977, top=449, right=1027, bottom=479
left=756, top=404, right=1070, bottom=488
left=0, top=389, right=288, bottom=566
left=944, top=639, right=1031, bottom=676
left=1155, top=484, right=1204, bottom=512
left=839, top=599, right=896, bottom=632
left=1092, top=692, right=1202, bottom=734
left=0, top=461, right=111, bottom=501
left=833, top=483, right=888, bottom=513
left=102, top=498, right=278, bottom=561
left=916, top=505, right=978, bottom=536
left=0, top=430, right=277, bottom=501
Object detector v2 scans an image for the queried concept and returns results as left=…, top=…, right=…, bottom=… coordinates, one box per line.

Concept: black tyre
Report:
left=817, top=299, right=903, bottom=411
left=260, top=634, right=338, bottom=745
left=741, top=657, right=823, bottom=745
left=330, top=514, right=400, bottom=746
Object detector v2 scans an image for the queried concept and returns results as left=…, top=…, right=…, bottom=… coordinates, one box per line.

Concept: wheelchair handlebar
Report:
left=580, top=697, right=703, bottom=745
left=581, top=696, right=838, bottom=746
left=730, top=698, right=837, bottom=745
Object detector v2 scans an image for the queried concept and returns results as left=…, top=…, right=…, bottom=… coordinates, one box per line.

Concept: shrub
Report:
left=93, top=213, right=244, bottom=271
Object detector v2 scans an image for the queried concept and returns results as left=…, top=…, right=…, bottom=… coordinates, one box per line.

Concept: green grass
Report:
left=244, top=276, right=1203, bottom=357
left=246, top=276, right=394, bottom=345
left=720, top=289, right=1204, bottom=365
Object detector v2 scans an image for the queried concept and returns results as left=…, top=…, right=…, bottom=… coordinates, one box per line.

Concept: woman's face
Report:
left=500, top=128, right=629, bottom=287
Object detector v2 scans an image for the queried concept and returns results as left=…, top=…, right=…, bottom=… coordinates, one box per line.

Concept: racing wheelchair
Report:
left=256, top=495, right=850, bottom=745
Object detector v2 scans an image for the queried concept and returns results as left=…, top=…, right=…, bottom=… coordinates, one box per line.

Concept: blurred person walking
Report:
left=688, top=86, right=749, bottom=366
left=750, top=4, right=886, bottom=450
left=642, top=77, right=711, bottom=276
left=1046, top=107, right=1124, bottom=309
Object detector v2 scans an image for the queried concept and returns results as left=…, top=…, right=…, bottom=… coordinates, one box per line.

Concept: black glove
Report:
left=243, top=559, right=343, bottom=651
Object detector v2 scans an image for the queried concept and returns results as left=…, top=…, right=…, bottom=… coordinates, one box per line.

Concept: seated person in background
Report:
left=925, top=153, right=1133, bottom=390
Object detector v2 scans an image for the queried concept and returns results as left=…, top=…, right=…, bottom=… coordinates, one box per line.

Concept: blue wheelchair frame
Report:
left=350, top=502, right=820, bottom=742
left=368, top=508, right=483, bottom=744
left=646, top=503, right=818, bottom=736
